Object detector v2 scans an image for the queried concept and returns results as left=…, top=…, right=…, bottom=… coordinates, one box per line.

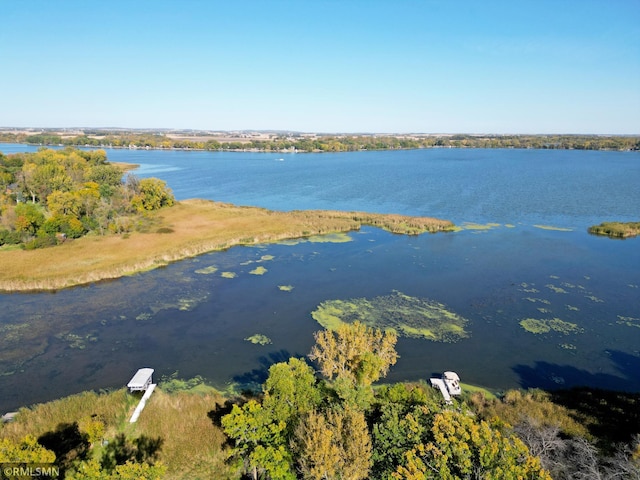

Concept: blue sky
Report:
left=1, top=0, right=638, bottom=134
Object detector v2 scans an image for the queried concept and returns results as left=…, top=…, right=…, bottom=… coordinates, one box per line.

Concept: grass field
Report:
left=0, top=199, right=453, bottom=292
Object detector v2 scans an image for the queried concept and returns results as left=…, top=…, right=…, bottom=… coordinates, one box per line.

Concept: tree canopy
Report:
left=0, top=147, right=174, bottom=248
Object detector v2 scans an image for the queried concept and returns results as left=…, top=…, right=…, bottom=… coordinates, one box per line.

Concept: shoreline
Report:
left=0, top=199, right=454, bottom=293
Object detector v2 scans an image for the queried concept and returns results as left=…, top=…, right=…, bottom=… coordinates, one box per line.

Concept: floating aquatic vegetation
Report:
left=519, top=319, right=551, bottom=334
left=537, top=308, right=552, bottom=314
left=566, top=305, right=579, bottom=311
left=519, top=317, right=582, bottom=335
left=194, top=265, right=219, bottom=274
left=561, top=282, right=576, bottom=289
left=546, top=284, right=568, bottom=294
left=460, top=222, right=498, bottom=231
left=278, top=233, right=353, bottom=245
left=628, top=284, right=638, bottom=289
left=55, top=333, right=97, bottom=350
left=617, top=316, right=640, bottom=328
left=550, top=275, right=560, bottom=279
left=519, top=283, right=539, bottom=293
left=560, top=343, right=577, bottom=350
left=525, top=297, right=551, bottom=304
left=244, top=334, right=272, bottom=345
left=311, top=290, right=469, bottom=342
left=221, top=271, right=237, bottom=278
left=259, top=255, right=274, bottom=262
left=505, top=224, right=516, bottom=228
left=307, top=233, right=353, bottom=243
left=585, top=295, right=604, bottom=303
left=249, top=266, right=268, bottom=275
left=533, top=225, right=573, bottom=231
left=136, top=312, right=153, bottom=321
left=278, top=285, right=294, bottom=291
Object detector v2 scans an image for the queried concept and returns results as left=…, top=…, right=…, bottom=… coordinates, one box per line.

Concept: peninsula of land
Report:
left=0, top=199, right=453, bottom=292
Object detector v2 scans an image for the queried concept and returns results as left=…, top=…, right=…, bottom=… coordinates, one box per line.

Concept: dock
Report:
left=430, top=371, right=462, bottom=404
left=430, top=378, right=453, bottom=404
left=127, top=368, right=156, bottom=423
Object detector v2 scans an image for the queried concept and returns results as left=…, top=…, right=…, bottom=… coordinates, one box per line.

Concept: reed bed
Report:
left=0, top=389, right=133, bottom=442
left=0, top=199, right=454, bottom=292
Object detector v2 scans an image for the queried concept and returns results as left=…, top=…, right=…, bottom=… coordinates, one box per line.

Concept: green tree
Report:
left=262, top=358, right=322, bottom=433
left=221, top=400, right=295, bottom=480
left=14, top=202, right=45, bottom=235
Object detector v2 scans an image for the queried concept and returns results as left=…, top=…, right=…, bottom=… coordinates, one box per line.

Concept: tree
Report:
left=67, top=459, right=166, bottom=480
left=393, top=410, right=551, bottom=480
left=221, top=400, right=295, bottom=480
left=14, top=201, right=45, bottom=235
left=308, top=321, right=398, bottom=406
left=293, top=405, right=372, bottom=480
left=0, top=435, right=55, bottom=463
left=131, top=178, right=175, bottom=212
left=262, top=358, right=322, bottom=433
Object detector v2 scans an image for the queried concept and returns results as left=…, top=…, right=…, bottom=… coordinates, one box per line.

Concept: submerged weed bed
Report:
left=311, top=290, right=469, bottom=342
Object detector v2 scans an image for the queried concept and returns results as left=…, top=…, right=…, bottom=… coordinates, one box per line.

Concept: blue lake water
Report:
left=0, top=144, right=639, bottom=411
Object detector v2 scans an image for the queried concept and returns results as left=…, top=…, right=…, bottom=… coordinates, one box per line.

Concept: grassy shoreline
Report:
left=0, top=199, right=454, bottom=292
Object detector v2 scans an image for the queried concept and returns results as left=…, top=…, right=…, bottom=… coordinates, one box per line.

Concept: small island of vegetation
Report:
left=0, top=147, right=454, bottom=291
left=588, top=221, right=640, bottom=239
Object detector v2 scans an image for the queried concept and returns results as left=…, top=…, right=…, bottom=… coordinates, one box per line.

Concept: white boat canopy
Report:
left=127, top=368, right=154, bottom=392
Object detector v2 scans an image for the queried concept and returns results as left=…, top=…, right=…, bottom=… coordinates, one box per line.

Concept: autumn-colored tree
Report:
left=0, top=435, right=56, bottom=463
left=393, top=410, right=552, bottom=480
left=294, top=405, right=372, bottom=480
left=66, top=459, right=166, bottom=480
left=309, top=321, right=398, bottom=406
left=131, top=178, right=175, bottom=212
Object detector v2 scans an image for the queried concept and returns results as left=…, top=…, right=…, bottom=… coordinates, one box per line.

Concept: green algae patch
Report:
left=278, top=285, right=294, bottom=291
left=461, top=222, right=496, bottom=231
left=278, top=233, right=353, bottom=245
left=249, top=266, right=268, bottom=275
left=520, top=319, right=551, bottom=334
left=311, top=290, right=469, bottom=342
left=520, top=317, right=583, bottom=335
left=221, top=271, right=237, bottom=278
left=533, top=225, right=573, bottom=232
left=244, top=334, right=272, bottom=345
left=546, top=284, right=568, bottom=294
left=617, top=315, right=640, bottom=328
left=194, top=265, right=219, bottom=274
left=307, top=232, right=353, bottom=243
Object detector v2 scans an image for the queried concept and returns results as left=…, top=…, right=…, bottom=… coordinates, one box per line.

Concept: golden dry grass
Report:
left=0, top=199, right=453, bottom=292
left=0, top=387, right=239, bottom=479
left=133, top=389, right=237, bottom=480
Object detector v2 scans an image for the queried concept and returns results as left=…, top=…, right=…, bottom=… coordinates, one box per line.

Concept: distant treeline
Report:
left=1, top=131, right=639, bottom=152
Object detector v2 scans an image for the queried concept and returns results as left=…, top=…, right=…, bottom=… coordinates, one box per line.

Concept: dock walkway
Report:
left=129, top=383, right=156, bottom=423
left=430, top=378, right=453, bottom=404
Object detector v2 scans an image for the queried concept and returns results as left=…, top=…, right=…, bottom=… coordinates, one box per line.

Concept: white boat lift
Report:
left=127, top=368, right=156, bottom=423
left=430, top=371, right=462, bottom=404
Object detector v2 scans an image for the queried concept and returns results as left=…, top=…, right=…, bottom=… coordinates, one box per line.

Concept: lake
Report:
left=1, top=144, right=639, bottom=412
